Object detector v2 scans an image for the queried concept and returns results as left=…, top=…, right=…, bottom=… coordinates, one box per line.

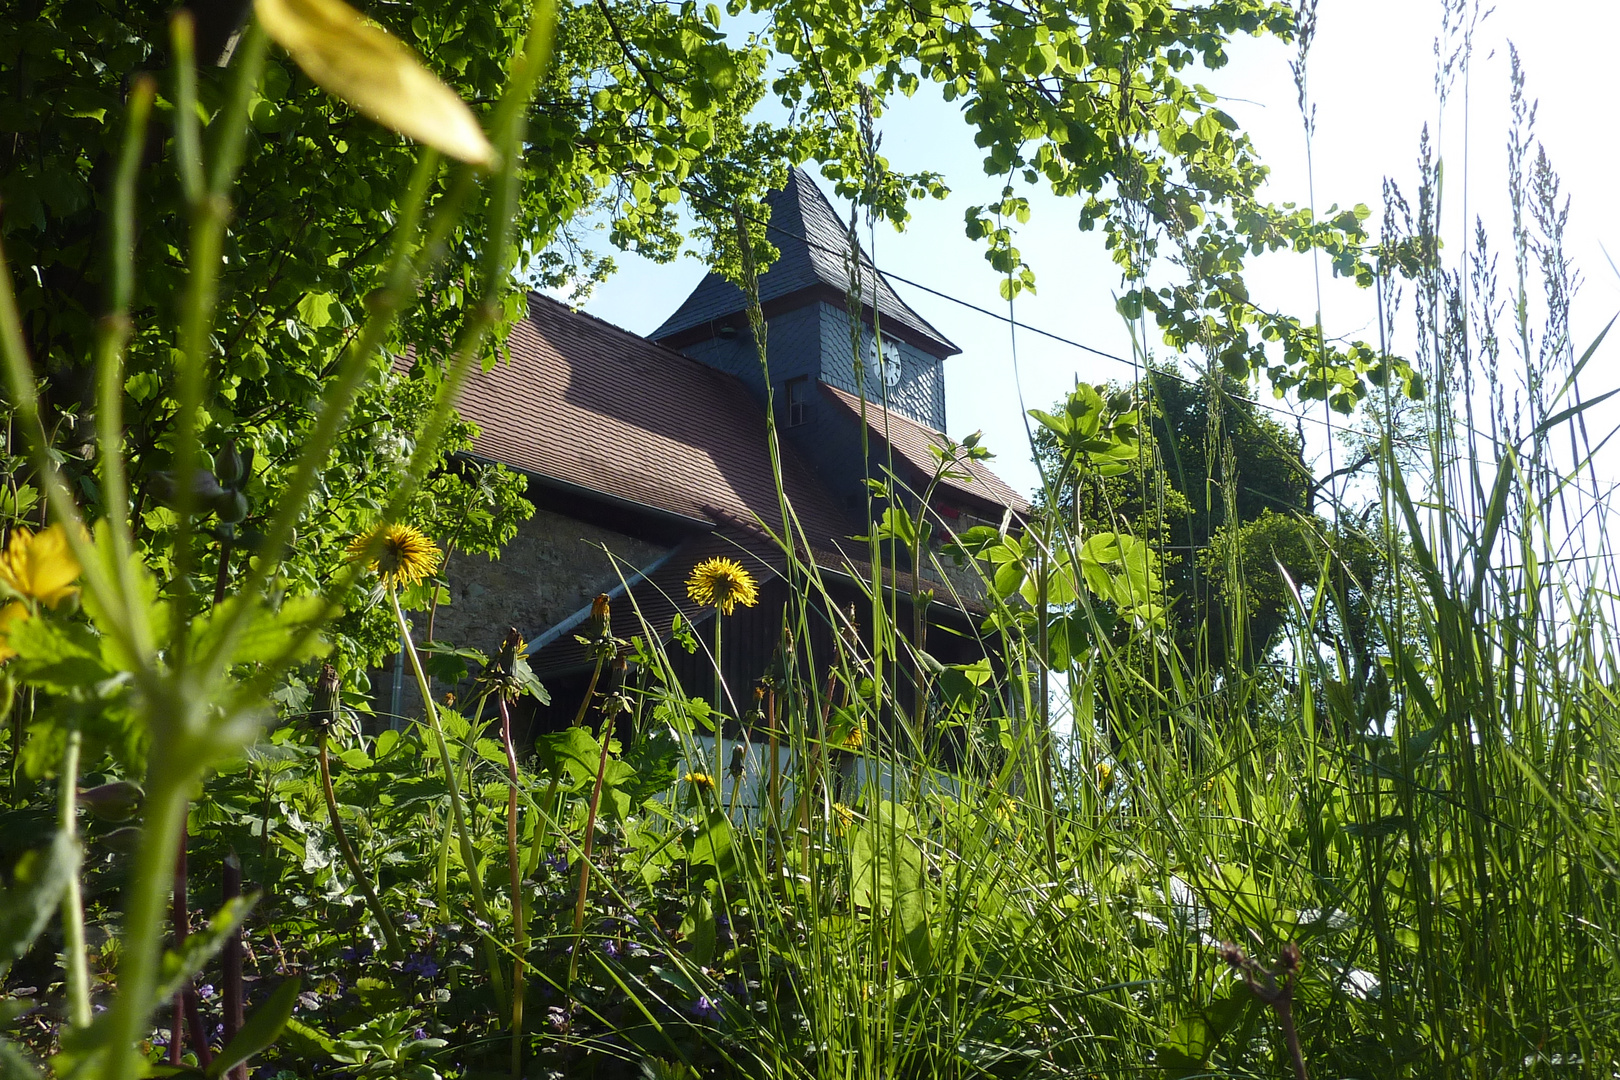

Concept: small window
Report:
left=785, top=376, right=810, bottom=427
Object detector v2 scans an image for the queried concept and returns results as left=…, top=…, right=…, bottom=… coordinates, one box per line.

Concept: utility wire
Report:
left=682, top=184, right=1620, bottom=508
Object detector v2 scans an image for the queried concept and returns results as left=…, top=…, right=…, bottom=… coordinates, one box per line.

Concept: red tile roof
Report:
left=819, top=383, right=1031, bottom=515
left=448, top=293, right=856, bottom=547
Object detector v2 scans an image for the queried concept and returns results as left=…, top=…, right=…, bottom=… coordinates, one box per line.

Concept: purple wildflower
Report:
left=402, top=952, right=439, bottom=979
left=689, top=996, right=722, bottom=1022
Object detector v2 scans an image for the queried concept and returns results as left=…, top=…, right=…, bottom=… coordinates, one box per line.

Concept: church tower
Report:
left=651, top=169, right=966, bottom=516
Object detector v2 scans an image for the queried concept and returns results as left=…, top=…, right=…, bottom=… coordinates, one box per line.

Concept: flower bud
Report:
left=214, top=440, right=247, bottom=485
left=79, top=780, right=144, bottom=822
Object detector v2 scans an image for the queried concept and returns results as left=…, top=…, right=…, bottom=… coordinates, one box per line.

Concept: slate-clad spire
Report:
left=652, top=168, right=959, bottom=357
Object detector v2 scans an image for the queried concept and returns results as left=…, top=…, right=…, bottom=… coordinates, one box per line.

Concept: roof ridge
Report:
left=526, top=290, right=790, bottom=401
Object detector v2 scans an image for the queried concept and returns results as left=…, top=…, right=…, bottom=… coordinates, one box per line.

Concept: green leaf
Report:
left=191, top=595, right=331, bottom=668
left=296, top=291, right=335, bottom=329
left=686, top=810, right=735, bottom=879
left=534, top=726, right=604, bottom=785
left=279, top=1017, right=339, bottom=1060
left=0, top=833, right=77, bottom=971
left=5, top=618, right=111, bottom=694
left=679, top=892, right=716, bottom=965
left=850, top=801, right=930, bottom=965
left=255, top=0, right=495, bottom=165
left=207, top=978, right=301, bottom=1079
left=155, top=896, right=257, bottom=1005
left=0, top=1039, right=42, bottom=1080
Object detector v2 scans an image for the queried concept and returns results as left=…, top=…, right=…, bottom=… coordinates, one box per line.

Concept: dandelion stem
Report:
left=496, top=693, right=526, bottom=1080
left=221, top=852, right=246, bottom=1080
left=389, top=586, right=508, bottom=1009
left=317, top=734, right=403, bottom=960
left=570, top=704, right=619, bottom=981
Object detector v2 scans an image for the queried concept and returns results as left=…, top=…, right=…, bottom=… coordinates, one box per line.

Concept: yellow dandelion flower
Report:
left=345, top=523, right=441, bottom=588
left=833, top=802, right=856, bottom=833
left=0, top=600, right=30, bottom=663
left=0, top=524, right=82, bottom=610
left=682, top=771, right=715, bottom=791
left=685, top=557, right=759, bottom=616
left=842, top=725, right=864, bottom=751
left=1096, top=761, right=1114, bottom=792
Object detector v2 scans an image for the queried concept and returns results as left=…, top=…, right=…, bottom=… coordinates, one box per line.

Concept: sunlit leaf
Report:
left=255, top=0, right=494, bottom=166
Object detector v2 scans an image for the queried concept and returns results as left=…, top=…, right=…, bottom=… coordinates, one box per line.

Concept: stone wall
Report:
left=430, top=504, right=671, bottom=658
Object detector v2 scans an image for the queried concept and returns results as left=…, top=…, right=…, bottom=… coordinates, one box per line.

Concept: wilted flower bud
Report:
left=213, top=440, right=247, bottom=486
left=307, top=663, right=342, bottom=736
left=587, top=593, right=611, bottom=640
left=150, top=468, right=226, bottom=508
left=211, top=489, right=250, bottom=524
left=79, top=780, right=143, bottom=822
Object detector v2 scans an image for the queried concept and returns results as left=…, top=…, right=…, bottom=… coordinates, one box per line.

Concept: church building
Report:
left=422, top=169, right=1029, bottom=727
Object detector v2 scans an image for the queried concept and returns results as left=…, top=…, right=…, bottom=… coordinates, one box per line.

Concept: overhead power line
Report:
left=674, top=184, right=1620, bottom=508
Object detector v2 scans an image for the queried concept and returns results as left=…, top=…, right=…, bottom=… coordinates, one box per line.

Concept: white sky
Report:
left=580, top=0, right=1620, bottom=500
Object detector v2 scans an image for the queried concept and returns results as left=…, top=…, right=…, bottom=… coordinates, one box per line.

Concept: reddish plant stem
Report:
left=1277, top=998, right=1308, bottom=1080
left=570, top=703, right=619, bottom=981
left=222, top=852, right=246, bottom=1080
left=170, top=826, right=212, bottom=1068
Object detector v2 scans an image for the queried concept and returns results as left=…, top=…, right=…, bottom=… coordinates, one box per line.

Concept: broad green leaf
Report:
left=155, top=896, right=256, bottom=1005
left=535, top=726, right=605, bottom=785
left=850, top=801, right=930, bottom=966
left=255, top=0, right=494, bottom=166
left=680, top=892, right=716, bottom=964
left=686, top=810, right=735, bottom=878
left=207, top=978, right=301, bottom=1079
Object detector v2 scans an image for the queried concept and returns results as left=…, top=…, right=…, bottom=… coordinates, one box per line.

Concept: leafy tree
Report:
left=1, top=0, right=784, bottom=663
left=1, top=0, right=1417, bottom=681
left=1034, top=365, right=1379, bottom=671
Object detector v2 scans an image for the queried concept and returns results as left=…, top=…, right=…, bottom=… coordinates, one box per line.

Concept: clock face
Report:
left=864, top=332, right=902, bottom=387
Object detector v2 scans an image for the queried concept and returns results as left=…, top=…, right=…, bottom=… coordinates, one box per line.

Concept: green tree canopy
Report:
left=1034, top=365, right=1381, bottom=672
left=2, top=0, right=1411, bottom=671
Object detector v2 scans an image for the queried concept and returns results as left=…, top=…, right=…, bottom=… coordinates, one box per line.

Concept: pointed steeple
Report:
left=652, top=168, right=958, bottom=358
